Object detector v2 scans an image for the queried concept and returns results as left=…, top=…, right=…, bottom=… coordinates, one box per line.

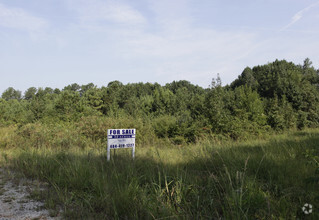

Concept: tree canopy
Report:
left=1, top=59, right=318, bottom=140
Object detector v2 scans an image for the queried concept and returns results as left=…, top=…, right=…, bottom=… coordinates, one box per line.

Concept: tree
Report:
left=29, top=88, right=49, bottom=121
left=303, top=58, right=312, bottom=69
left=54, top=90, right=83, bottom=121
left=24, top=87, right=37, bottom=100
left=232, top=86, right=266, bottom=125
left=2, top=87, right=21, bottom=100
left=204, top=84, right=230, bottom=134
left=251, top=60, right=303, bottom=100
left=53, top=88, right=61, bottom=94
left=165, top=80, right=193, bottom=94
left=107, top=81, right=123, bottom=89
left=231, top=67, right=258, bottom=89
left=44, top=87, right=54, bottom=94
left=63, top=83, right=81, bottom=92
left=0, top=99, right=32, bottom=124
left=265, top=95, right=297, bottom=130
left=82, top=87, right=103, bottom=112
left=152, top=87, right=174, bottom=115
left=302, top=58, right=318, bottom=85
left=80, top=83, right=95, bottom=96
left=210, top=74, right=222, bottom=89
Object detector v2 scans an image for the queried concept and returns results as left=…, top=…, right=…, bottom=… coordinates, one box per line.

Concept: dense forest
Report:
left=1, top=59, right=319, bottom=143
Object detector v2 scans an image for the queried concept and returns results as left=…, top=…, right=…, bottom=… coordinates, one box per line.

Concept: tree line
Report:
left=1, top=59, right=319, bottom=142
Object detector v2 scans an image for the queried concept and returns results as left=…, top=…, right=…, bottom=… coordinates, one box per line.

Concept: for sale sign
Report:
left=107, top=129, right=136, bottom=161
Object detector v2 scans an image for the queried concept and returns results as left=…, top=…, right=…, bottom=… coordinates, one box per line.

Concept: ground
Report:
left=0, top=167, right=61, bottom=220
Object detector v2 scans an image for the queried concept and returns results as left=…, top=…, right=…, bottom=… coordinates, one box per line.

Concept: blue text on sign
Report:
left=109, top=129, right=135, bottom=135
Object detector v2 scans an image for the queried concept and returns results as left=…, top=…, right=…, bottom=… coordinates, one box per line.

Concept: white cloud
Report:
left=282, top=1, right=319, bottom=30
left=69, top=0, right=146, bottom=26
left=106, top=23, right=258, bottom=87
left=101, top=0, right=258, bottom=86
left=0, top=3, right=47, bottom=31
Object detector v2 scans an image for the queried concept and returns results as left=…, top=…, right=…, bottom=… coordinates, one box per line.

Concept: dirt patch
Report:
left=0, top=167, right=61, bottom=220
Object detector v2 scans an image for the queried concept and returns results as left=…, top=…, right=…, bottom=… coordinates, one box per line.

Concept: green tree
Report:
left=63, top=83, right=81, bottom=92
left=82, top=87, right=103, bottom=113
left=80, top=83, right=95, bottom=96
left=152, top=87, right=174, bottom=115
left=0, top=99, right=32, bottom=124
left=28, top=88, right=51, bottom=121
left=54, top=90, right=83, bottom=121
left=205, top=78, right=230, bottom=134
left=231, top=67, right=258, bottom=89
left=44, top=87, right=54, bottom=94
left=302, top=58, right=319, bottom=85
left=24, top=87, right=37, bottom=100
left=265, top=95, right=296, bottom=131
left=232, top=86, right=266, bottom=126
left=2, top=87, right=22, bottom=100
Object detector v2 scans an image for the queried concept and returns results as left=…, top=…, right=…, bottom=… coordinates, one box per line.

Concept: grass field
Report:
left=1, top=127, right=319, bottom=219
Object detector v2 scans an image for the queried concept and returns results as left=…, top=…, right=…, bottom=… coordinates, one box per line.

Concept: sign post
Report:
left=107, top=129, right=136, bottom=161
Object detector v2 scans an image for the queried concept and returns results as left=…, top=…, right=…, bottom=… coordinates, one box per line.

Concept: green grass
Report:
left=1, top=128, right=319, bottom=219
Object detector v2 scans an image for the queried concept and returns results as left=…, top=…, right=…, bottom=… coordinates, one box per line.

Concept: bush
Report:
left=16, top=123, right=87, bottom=149
left=0, top=125, right=17, bottom=149
left=152, top=115, right=178, bottom=138
left=76, top=116, right=115, bottom=142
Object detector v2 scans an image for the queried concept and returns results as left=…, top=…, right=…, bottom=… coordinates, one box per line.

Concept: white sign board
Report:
left=107, top=129, right=136, bottom=161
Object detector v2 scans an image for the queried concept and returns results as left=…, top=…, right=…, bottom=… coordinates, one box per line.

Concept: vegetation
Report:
left=0, top=58, right=319, bottom=219
left=1, top=59, right=319, bottom=140
left=1, top=127, right=319, bottom=219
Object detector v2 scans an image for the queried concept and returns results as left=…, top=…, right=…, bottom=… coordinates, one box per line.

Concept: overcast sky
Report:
left=1, top=0, right=319, bottom=93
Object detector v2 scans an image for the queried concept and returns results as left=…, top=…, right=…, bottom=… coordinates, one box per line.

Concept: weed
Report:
left=1, top=128, right=319, bottom=219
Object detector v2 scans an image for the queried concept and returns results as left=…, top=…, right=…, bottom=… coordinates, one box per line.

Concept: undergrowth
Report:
left=0, top=127, right=319, bottom=219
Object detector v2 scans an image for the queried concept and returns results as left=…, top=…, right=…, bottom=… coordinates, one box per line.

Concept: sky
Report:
left=1, top=0, right=319, bottom=93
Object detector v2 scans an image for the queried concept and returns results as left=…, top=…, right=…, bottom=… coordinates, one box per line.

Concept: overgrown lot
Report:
left=1, top=125, right=318, bottom=219
left=1, top=59, right=319, bottom=218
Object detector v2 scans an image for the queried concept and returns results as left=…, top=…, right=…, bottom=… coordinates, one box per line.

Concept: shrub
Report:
left=152, top=115, right=178, bottom=138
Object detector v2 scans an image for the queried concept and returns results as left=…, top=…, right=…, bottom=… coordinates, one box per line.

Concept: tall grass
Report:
left=1, top=126, right=319, bottom=219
